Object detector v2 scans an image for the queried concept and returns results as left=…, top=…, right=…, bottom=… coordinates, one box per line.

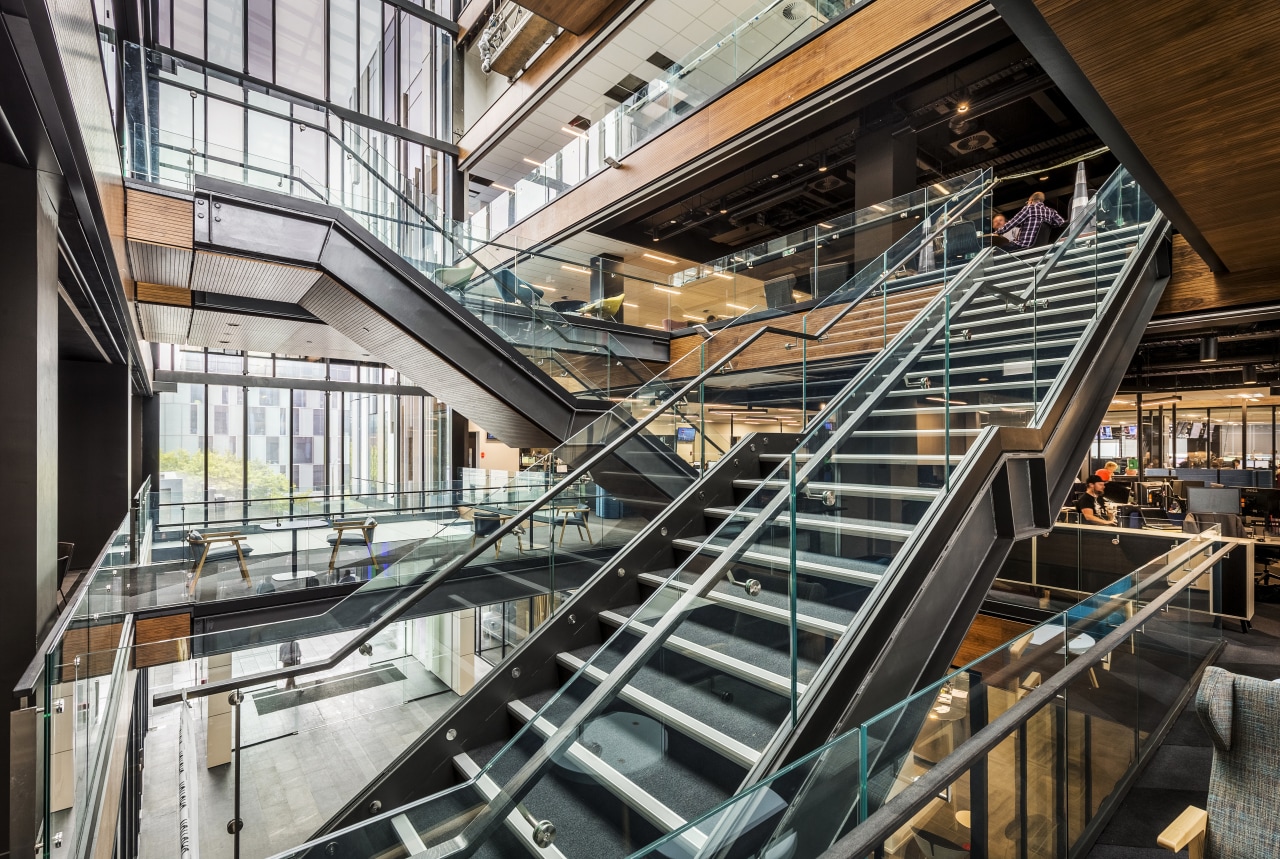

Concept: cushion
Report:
left=1197, top=666, right=1234, bottom=752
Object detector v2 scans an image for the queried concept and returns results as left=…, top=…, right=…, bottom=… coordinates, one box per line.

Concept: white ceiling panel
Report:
left=191, top=251, right=323, bottom=302
left=136, top=303, right=194, bottom=342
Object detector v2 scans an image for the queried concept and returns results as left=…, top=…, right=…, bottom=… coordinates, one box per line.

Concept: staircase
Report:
left=281, top=167, right=1168, bottom=859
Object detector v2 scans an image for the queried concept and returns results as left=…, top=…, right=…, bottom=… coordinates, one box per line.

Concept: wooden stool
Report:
left=328, top=517, right=378, bottom=572
left=187, top=530, right=251, bottom=594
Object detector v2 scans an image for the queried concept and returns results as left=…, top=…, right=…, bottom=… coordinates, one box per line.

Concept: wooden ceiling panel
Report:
left=518, top=0, right=614, bottom=35
left=1032, top=0, right=1280, bottom=273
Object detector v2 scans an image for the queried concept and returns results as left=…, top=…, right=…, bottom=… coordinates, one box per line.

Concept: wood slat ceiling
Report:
left=1033, top=0, right=1280, bottom=273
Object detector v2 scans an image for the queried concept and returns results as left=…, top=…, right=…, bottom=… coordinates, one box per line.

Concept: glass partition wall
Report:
left=1094, top=395, right=1279, bottom=477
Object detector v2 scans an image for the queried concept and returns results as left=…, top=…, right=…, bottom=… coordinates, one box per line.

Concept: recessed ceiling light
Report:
left=771, top=173, right=779, bottom=179
left=819, top=222, right=835, bottom=229
left=1039, top=175, right=1049, bottom=182
left=560, top=264, right=590, bottom=274
left=643, top=252, right=677, bottom=264
left=492, top=183, right=515, bottom=192
left=521, top=157, right=541, bottom=165
left=560, top=126, right=586, bottom=138
left=653, top=286, right=681, bottom=294
left=719, top=209, right=728, bottom=214
left=956, top=101, right=970, bottom=113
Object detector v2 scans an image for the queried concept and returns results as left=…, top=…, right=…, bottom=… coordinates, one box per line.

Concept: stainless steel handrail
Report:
left=152, top=173, right=993, bottom=706
left=819, top=541, right=1230, bottom=859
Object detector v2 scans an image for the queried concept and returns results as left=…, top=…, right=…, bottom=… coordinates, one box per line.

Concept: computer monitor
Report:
left=1187, top=486, right=1242, bottom=515
left=1103, top=480, right=1132, bottom=504
left=1241, top=487, right=1280, bottom=519
left=1136, top=481, right=1165, bottom=505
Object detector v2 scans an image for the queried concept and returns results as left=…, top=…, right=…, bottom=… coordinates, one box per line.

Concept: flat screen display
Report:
left=675, top=426, right=696, bottom=442
left=1099, top=426, right=1113, bottom=440
left=1187, top=486, right=1241, bottom=515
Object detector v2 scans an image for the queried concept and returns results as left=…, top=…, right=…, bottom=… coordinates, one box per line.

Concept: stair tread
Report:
left=672, top=536, right=891, bottom=584
left=638, top=570, right=859, bottom=632
left=563, top=645, right=782, bottom=757
left=601, top=606, right=821, bottom=689
left=703, top=506, right=914, bottom=539
left=507, top=698, right=732, bottom=834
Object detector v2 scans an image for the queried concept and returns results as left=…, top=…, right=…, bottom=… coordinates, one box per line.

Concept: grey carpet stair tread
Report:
left=699, top=536, right=892, bottom=578
left=567, top=643, right=784, bottom=751
left=460, top=736, right=658, bottom=858
left=665, top=569, right=861, bottom=627
left=608, top=603, right=824, bottom=682
left=511, top=690, right=740, bottom=821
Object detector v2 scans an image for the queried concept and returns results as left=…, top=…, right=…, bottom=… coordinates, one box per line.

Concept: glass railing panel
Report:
left=472, top=0, right=881, bottom=234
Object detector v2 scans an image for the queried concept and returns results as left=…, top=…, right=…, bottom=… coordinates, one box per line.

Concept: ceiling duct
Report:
left=950, top=131, right=996, bottom=154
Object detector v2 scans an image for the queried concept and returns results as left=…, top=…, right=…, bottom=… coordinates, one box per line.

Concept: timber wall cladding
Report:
left=1158, top=235, right=1280, bottom=317
left=126, top=188, right=194, bottom=248
left=666, top=284, right=940, bottom=377
left=1032, top=0, right=1280, bottom=273
left=133, top=612, right=193, bottom=669
left=500, top=0, right=975, bottom=245
left=58, top=622, right=126, bottom=681
left=952, top=614, right=1033, bottom=668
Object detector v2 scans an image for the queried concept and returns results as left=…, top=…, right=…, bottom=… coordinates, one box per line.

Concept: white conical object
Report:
left=1069, top=161, right=1091, bottom=229
left=917, top=213, right=935, bottom=273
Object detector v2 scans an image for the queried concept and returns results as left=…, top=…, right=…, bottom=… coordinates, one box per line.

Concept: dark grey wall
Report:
left=59, top=361, right=132, bottom=566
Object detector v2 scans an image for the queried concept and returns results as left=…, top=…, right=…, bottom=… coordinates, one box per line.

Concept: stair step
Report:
left=733, top=479, right=940, bottom=501
left=453, top=752, right=572, bottom=859
left=703, top=505, right=915, bottom=540
left=888, top=379, right=1057, bottom=398
left=598, top=610, right=804, bottom=698
left=637, top=571, right=848, bottom=636
left=913, top=337, right=1079, bottom=364
left=506, top=699, right=704, bottom=850
left=871, top=402, right=1036, bottom=417
left=671, top=536, right=889, bottom=586
left=556, top=652, right=762, bottom=768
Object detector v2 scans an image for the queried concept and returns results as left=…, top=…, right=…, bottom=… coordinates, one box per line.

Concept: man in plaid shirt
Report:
left=1002, top=191, right=1065, bottom=248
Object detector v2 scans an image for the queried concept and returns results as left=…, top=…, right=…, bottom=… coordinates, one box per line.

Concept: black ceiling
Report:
left=594, top=28, right=1116, bottom=264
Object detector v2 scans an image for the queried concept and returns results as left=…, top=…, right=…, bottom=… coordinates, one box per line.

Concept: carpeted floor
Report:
left=1086, top=599, right=1280, bottom=857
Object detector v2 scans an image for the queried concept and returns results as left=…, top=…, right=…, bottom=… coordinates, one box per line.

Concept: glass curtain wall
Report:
left=156, top=346, right=450, bottom=504
left=152, top=0, right=451, bottom=140
left=1096, top=400, right=1280, bottom=475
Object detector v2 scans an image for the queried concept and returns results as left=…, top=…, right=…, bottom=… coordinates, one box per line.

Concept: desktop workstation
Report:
left=1060, top=481, right=1262, bottom=628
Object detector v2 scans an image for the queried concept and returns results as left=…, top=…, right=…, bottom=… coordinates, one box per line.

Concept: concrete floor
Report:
left=137, top=635, right=460, bottom=859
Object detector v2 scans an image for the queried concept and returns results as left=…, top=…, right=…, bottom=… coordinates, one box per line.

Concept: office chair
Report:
left=1159, top=667, right=1280, bottom=858
left=942, top=221, right=981, bottom=263
left=470, top=510, right=518, bottom=557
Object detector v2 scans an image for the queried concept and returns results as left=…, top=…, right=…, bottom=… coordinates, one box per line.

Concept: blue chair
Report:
left=554, top=505, right=593, bottom=547
left=493, top=269, right=545, bottom=306
left=469, top=509, right=519, bottom=557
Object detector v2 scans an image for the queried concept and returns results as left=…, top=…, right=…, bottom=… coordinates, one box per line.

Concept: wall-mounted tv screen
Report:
left=1099, top=426, right=1113, bottom=440
left=676, top=426, right=696, bottom=442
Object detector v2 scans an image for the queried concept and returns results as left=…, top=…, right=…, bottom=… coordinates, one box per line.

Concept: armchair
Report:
left=1158, top=666, right=1280, bottom=858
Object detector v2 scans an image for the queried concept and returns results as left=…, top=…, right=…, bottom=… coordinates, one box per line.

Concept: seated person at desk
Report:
left=1094, top=460, right=1119, bottom=481
left=990, top=213, right=1019, bottom=246
left=1002, top=191, right=1065, bottom=249
left=1075, top=475, right=1116, bottom=525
